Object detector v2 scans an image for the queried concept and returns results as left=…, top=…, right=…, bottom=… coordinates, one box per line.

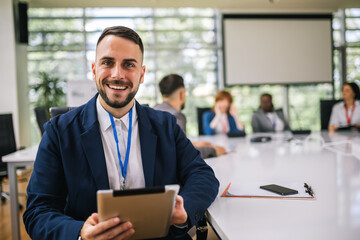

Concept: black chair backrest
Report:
left=197, top=107, right=211, bottom=136
left=0, top=114, right=17, bottom=172
left=49, top=107, right=76, bottom=118
left=320, top=99, right=342, bottom=130
left=34, top=107, right=49, bottom=136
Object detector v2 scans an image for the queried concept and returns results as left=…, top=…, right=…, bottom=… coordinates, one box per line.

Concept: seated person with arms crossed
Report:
left=251, top=93, right=290, bottom=133
left=328, top=82, right=360, bottom=131
left=202, top=90, right=245, bottom=135
left=154, top=74, right=226, bottom=158
left=23, top=26, right=219, bottom=240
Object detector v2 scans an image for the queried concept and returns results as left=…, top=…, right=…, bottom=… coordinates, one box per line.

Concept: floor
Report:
left=0, top=170, right=31, bottom=240
left=0, top=169, right=220, bottom=240
left=189, top=224, right=220, bottom=240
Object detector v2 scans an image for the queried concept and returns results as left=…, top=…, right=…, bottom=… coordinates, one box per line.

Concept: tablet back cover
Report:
left=97, top=188, right=176, bottom=239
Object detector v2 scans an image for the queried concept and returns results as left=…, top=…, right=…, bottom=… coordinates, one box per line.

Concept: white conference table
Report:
left=4, top=131, right=360, bottom=240
left=192, top=131, right=360, bottom=240
left=3, top=146, right=37, bottom=240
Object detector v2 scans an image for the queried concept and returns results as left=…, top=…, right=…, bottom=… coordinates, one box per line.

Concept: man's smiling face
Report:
left=92, top=35, right=145, bottom=109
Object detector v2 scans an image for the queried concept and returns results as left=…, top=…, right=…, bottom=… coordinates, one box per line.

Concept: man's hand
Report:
left=213, top=145, right=226, bottom=156
left=80, top=213, right=135, bottom=240
left=328, top=125, right=337, bottom=132
left=192, top=141, right=213, bottom=148
left=171, top=195, right=188, bottom=225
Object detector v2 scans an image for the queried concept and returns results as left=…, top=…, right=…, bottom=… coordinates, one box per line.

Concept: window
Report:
left=28, top=8, right=220, bottom=142
left=333, top=9, right=360, bottom=96
left=226, top=84, right=332, bottom=132
left=28, top=8, right=360, bottom=142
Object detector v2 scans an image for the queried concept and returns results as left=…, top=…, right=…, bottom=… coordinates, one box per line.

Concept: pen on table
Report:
left=304, top=183, right=314, bottom=197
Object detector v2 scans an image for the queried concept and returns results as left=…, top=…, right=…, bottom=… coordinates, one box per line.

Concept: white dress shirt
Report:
left=329, top=100, right=360, bottom=127
left=96, top=97, right=145, bottom=190
left=215, top=114, right=229, bottom=134
left=266, top=112, right=285, bottom=132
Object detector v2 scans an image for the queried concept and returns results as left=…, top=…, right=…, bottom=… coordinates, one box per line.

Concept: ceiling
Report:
left=25, top=0, right=360, bottom=12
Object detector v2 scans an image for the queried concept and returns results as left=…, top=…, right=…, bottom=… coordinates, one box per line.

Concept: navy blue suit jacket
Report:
left=23, top=95, right=219, bottom=240
left=202, top=111, right=245, bottom=135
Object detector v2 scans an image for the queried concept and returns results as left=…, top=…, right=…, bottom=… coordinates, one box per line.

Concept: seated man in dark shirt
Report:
left=251, top=93, right=290, bottom=133
left=155, top=74, right=226, bottom=158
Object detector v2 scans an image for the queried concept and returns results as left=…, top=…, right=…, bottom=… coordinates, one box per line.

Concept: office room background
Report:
left=1, top=0, right=360, bottom=148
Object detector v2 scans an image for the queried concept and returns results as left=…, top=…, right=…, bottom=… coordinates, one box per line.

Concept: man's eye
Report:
left=125, top=62, right=135, bottom=68
left=103, top=61, right=112, bottom=65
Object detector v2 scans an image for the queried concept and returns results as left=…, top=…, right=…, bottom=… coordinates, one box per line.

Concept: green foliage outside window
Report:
left=27, top=8, right=360, bottom=144
left=29, top=71, right=66, bottom=114
left=28, top=7, right=219, bottom=141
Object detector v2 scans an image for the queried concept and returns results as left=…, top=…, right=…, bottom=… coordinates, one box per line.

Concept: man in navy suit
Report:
left=23, top=26, right=219, bottom=240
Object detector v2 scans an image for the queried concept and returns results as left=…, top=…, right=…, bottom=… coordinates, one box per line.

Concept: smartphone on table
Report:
left=260, top=184, right=298, bottom=196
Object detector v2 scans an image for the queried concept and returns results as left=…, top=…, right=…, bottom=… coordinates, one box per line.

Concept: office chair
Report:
left=320, top=99, right=342, bottom=130
left=196, top=107, right=211, bottom=136
left=49, top=106, right=76, bottom=118
left=34, top=106, right=49, bottom=135
left=0, top=114, right=23, bottom=209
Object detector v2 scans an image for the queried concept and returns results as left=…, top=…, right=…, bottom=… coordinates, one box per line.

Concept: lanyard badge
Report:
left=345, top=103, right=355, bottom=125
left=107, top=108, right=133, bottom=190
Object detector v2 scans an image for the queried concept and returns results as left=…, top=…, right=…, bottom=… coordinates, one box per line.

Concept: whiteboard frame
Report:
left=222, top=14, right=334, bottom=87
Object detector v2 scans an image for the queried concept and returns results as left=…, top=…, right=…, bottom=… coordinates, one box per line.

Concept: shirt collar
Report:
left=163, top=101, right=181, bottom=113
left=96, top=96, right=137, bottom=132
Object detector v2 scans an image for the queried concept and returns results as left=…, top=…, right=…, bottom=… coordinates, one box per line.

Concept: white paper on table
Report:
left=225, top=182, right=314, bottom=198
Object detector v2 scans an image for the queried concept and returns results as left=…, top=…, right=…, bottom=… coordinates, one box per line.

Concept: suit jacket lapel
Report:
left=80, top=94, right=110, bottom=190
left=136, top=102, right=157, bottom=187
left=260, top=109, right=273, bottom=129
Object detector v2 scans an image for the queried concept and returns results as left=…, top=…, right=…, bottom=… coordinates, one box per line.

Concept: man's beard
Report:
left=181, top=102, right=185, bottom=110
left=97, top=79, right=140, bottom=109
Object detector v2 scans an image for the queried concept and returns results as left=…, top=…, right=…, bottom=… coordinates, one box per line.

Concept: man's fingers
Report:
left=214, top=146, right=226, bottom=156
left=81, top=215, right=135, bottom=240
left=175, top=195, right=183, bottom=208
left=85, top=213, right=98, bottom=225
left=114, top=228, right=135, bottom=240
left=171, top=195, right=188, bottom=225
left=105, top=222, right=135, bottom=240
left=90, top=217, right=121, bottom=236
left=82, top=213, right=97, bottom=228
left=92, top=213, right=99, bottom=224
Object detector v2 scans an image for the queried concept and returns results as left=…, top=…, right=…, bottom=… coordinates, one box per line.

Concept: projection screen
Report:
left=222, top=14, right=333, bottom=85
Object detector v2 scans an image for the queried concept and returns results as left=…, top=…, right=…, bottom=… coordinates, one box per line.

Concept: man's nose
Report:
left=111, top=64, right=124, bottom=79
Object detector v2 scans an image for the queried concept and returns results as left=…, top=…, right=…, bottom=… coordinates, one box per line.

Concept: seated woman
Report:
left=328, top=82, right=360, bottom=131
left=202, top=90, right=245, bottom=135
left=251, top=93, right=290, bottom=133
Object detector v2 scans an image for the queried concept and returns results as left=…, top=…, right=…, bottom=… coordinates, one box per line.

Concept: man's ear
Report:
left=179, top=88, right=186, bottom=101
left=140, top=65, right=146, bottom=84
left=91, top=62, right=96, bottom=82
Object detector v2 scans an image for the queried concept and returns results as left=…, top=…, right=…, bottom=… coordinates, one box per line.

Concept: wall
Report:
left=0, top=0, right=31, bottom=147
left=16, top=43, right=31, bottom=147
left=0, top=0, right=20, bottom=146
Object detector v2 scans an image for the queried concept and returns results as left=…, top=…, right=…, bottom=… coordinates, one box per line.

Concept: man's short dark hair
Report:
left=97, top=26, right=144, bottom=57
left=261, top=93, right=272, bottom=100
left=159, top=74, right=185, bottom=97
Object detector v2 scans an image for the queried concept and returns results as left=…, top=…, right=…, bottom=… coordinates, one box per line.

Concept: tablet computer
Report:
left=97, top=185, right=179, bottom=239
